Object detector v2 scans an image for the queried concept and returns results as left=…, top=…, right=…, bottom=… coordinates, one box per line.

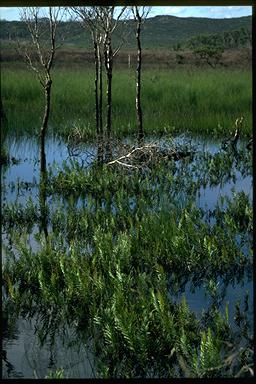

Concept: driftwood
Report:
left=107, top=143, right=192, bottom=169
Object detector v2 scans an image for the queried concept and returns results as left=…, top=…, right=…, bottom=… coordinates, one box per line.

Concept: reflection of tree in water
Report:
left=3, top=306, right=95, bottom=379
left=2, top=304, right=23, bottom=378
left=2, top=349, right=23, bottom=378
left=24, top=320, right=95, bottom=378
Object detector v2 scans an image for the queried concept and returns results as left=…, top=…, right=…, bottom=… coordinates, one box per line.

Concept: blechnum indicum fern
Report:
left=176, top=301, right=253, bottom=378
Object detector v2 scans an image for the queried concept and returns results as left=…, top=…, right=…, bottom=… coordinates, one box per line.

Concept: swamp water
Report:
left=2, top=135, right=253, bottom=378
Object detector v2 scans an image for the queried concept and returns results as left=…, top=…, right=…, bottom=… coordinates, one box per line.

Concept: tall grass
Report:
left=1, top=66, right=252, bottom=139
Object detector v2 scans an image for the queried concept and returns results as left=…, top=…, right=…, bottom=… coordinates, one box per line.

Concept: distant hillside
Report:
left=140, top=15, right=251, bottom=48
left=0, top=14, right=252, bottom=50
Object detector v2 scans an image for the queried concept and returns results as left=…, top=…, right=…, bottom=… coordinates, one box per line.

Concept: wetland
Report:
left=1, top=7, right=253, bottom=379
left=2, top=132, right=253, bottom=378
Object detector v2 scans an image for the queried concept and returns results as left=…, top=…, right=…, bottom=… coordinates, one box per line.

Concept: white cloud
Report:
left=163, top=6, right=186, bottom=15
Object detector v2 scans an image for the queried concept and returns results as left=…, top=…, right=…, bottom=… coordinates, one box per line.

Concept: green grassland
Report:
left=1, top=66, right=252, bottom=140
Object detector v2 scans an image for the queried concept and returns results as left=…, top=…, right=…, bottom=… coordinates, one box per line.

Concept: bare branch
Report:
left=18, top=7, right=63, bottom=81
left=107, top=144, right=158, bottom=165
left=107, top=160, right=139, bottom=169
left=132, top=6, right=151, bottom=24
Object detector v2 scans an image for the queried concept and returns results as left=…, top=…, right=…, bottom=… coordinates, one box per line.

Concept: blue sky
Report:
left=0, top=6, right=252, bottom=21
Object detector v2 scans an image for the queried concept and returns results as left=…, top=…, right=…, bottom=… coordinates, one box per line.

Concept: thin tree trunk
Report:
left=106, top=70, right=112, bottom=161
left=136, top=13, right=144, bottom=146
left=98, top=44, right=104, bottom=163
left=99, top=47, right=103, bottom=138
left=39, top=174, right=48, bottom=239
left=105, top=37, right=113, bottom=162
left=40, top=79, right=51, bottom=175
left=39, top=78, right=52, bottom=239
left=94, top=40, right=99, bottom=137
left=94, top=39, right=104, bottom=164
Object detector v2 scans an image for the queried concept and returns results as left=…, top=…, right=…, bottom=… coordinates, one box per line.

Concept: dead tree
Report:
left=19, top=7, right=62, bottom=175
left=70, top=6, right=104, bottom=163
left=132, top=6, right=151, bottom=146
left=95, top=6, right=129, bottom=162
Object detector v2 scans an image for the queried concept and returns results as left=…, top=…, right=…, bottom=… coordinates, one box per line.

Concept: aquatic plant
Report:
left=3, top=183, right=252, bottom=377
left=2, top=132, right=252, bottom=378
left=45, top=368, right=65, bottom=379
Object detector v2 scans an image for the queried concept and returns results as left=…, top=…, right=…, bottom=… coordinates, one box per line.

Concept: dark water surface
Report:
left=2, top=135, right=253, bottom=378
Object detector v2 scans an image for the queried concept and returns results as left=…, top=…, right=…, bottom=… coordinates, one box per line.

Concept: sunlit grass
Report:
left=1, top=67, right=252, bottom=139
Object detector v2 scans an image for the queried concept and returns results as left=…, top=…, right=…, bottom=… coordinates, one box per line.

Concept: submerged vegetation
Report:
left=2, top=137, right=253, bottom=378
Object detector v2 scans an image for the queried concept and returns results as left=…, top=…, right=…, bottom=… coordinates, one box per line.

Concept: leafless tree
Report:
left=95, top=6, right=129, bottom=161
left=70, top=6, right=130, bottom=163
left=70, top=6, right=104, bottom=163
left=132, top=6, right=151, bottom=146
left=18, top=7, right=63, bottom=175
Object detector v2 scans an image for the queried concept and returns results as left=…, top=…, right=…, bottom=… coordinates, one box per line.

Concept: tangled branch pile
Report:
left=107, top=140, right=194, bottom=170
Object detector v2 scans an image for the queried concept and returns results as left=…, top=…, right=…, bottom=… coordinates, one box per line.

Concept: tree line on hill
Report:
left=184, top=27, right=251, bottom=50
left=0, top=14, right=251, bottom=50
left=172, top=27, right=251, bottom=68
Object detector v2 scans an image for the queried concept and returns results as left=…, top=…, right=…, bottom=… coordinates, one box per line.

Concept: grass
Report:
left=1, top=66, right=252, bottom=140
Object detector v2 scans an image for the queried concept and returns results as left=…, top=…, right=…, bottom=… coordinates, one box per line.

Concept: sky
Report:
left=0, top=6, right=252, bottom=21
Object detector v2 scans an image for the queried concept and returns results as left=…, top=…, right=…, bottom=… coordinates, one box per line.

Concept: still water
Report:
left=2, top=135, right=253, bottom=378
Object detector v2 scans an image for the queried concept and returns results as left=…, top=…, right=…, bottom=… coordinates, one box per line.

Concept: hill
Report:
left=139, top=14, right=251, bottom=48
left=0, top=14, right=252, bottom=50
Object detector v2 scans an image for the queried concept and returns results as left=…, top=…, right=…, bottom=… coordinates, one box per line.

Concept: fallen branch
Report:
left=112, top=160, right=139, bottom=169
left=106, top=142, right=192, bottom=170
left=107, top=144, right=157, bottom=166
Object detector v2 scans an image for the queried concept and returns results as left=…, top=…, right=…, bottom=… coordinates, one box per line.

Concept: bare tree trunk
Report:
left=99, top=47, right=103, bottom=140
left=94, top=40, right=99, bottom=136
left=135, top=12, right=144, bottom=146
left=40, top=79, right=52, bottom=175
left=105, top=36, right=113, bottom=162
left=39, top=173, right=48, bottom=239
left=94, top=39, right=104, bottom=164
left=98, top=43, right=104, bottom=164
left=106, top=70, right=112, bottom=161
left=39, top=79, right=52, bottom=241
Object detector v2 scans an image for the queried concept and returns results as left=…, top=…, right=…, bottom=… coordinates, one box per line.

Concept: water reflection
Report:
left=2, top=317, right=95, bottom=379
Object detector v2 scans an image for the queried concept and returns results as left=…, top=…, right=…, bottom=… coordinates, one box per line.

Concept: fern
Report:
left=103, top=323, right=115, bottom=347
left=199, top=328, right=222, bottom=376
left=114, top=315, right=135, bottom=353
